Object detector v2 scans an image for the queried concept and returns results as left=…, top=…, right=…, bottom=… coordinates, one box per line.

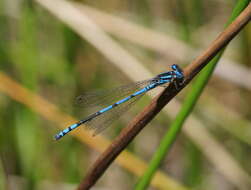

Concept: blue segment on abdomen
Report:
left=54, top=123, right=81, bottom=140
left=133, top=83, right=156, bottom=96
left=117, top=96, right=131, bottom=104
left=98, top=85, right=154, bottom=115
left=133, top=88, right=147, bottom=96
left=99, top=105, right=113, bottom=113
left=69, top=123, right=79, bottom=130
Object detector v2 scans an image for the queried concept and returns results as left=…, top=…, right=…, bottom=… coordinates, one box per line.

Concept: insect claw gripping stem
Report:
left=54, top=64, right=184, bottom=140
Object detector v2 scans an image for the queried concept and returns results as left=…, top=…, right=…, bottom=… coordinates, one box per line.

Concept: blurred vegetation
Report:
left=0, top=0, right=250, bottom=190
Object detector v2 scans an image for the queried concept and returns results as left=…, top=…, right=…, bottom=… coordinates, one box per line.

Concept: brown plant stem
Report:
left=78, top=4, right=251, bottom=190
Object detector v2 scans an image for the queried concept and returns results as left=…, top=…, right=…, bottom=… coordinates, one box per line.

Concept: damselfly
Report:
left=54, top=64, right=184, bottom=140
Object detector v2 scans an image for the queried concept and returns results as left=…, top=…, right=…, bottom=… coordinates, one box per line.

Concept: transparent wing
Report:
left=84, top=93, right=144, bottom=136
left=75, top=79, right=154, bottom=108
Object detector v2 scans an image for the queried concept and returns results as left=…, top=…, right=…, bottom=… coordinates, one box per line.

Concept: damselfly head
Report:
left=171, top=64, right=184, bottom=79
left=153, top=64, right=184, bottom=86
left=171, top=64, right=178, bottom=70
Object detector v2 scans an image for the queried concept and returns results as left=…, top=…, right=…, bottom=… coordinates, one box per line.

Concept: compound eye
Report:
left=171, top=64, right=177, bottom=70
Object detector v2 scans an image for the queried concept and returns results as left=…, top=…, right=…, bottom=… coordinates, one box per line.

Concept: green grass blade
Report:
left=135, top=1, right=250, bottom=189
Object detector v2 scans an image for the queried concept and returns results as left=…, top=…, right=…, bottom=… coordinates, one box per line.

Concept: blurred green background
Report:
left=0, top=0, right=250, bottom=190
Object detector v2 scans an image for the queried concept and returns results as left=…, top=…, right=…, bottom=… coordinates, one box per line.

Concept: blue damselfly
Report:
left=54, top=64, right=184, bottom=140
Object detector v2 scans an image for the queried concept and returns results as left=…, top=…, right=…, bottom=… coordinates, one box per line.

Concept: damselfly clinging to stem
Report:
left=54, top=64, right=184, bottom=140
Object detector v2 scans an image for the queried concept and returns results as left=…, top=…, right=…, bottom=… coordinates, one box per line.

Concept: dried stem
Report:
left=78, top=4, right=251, bottom=190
